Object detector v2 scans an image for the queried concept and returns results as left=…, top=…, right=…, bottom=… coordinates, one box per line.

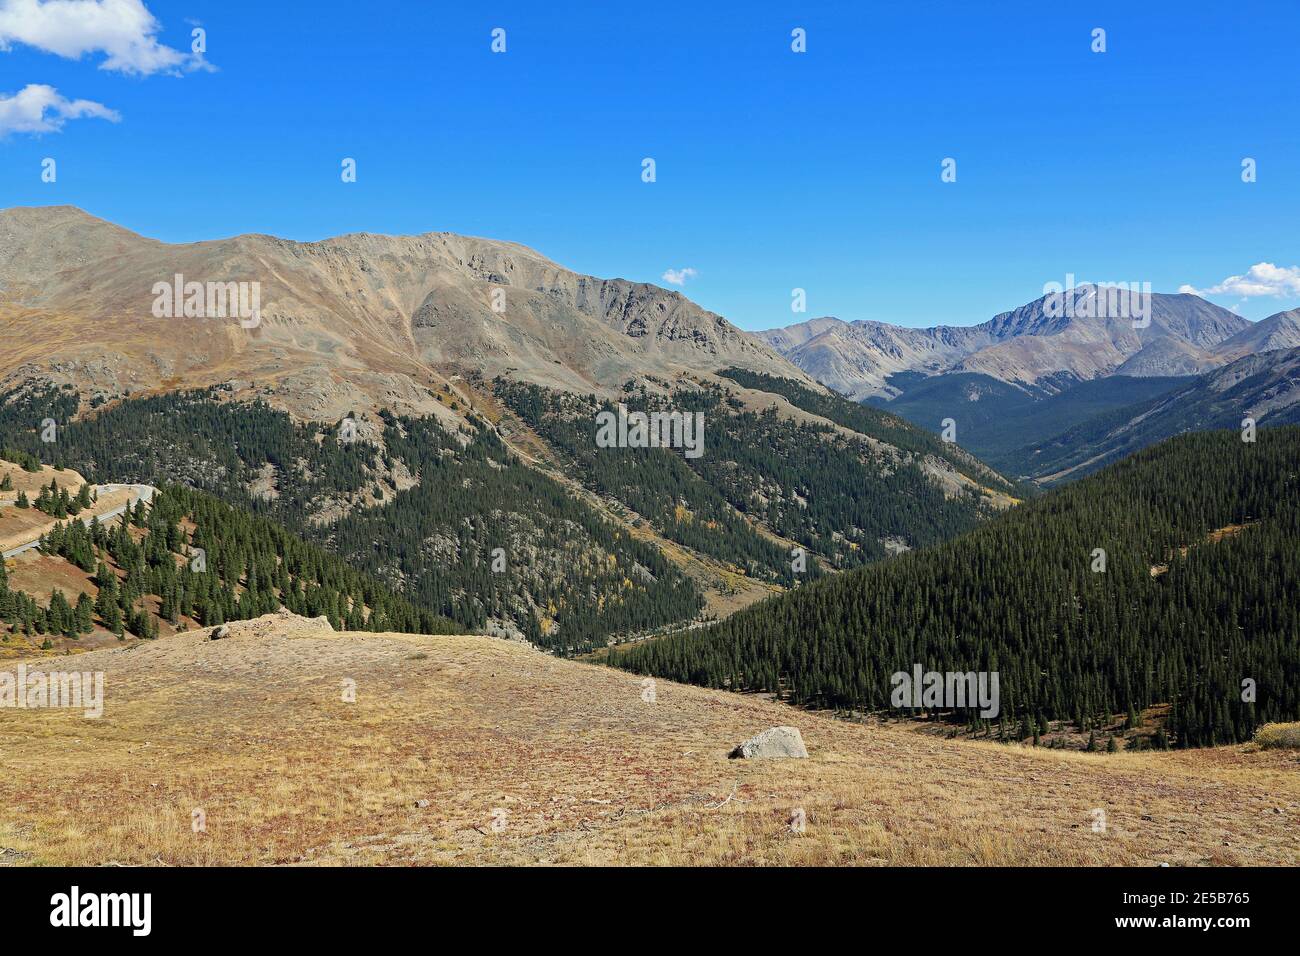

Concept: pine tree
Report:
left=75, top=593, right=94, bottom=633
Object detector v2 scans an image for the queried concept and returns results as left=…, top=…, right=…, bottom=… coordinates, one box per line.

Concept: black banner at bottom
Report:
left=0, top=865, right=1280, bottom=942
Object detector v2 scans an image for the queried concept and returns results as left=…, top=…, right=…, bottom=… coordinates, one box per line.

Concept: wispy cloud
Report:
left=661, top=267, right=698, bottom=287
left=0, top=0, right=211, bottom=75
left=0, top=83, right=118, bottom=136
left=1180, top=263, right=1300, bottom=299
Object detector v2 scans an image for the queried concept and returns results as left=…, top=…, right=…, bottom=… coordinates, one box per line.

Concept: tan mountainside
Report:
left=0, top=205, right=805, bottom=423
left=1, top=610, right=1295, bottom=866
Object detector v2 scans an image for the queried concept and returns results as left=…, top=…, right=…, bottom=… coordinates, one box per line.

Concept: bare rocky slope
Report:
left=760, top=317, right=993, bottom=401
left=1212, top=308, right=1300, bottom=363
left=0, top=205, right=805, bottom=423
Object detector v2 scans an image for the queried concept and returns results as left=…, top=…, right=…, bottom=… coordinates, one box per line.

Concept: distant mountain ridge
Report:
left=759, top=317, right=994, bottom=401
left=863, top=345, right=1300, bottom=485
left=1212, top=308, right=1300, bottom=362
left=760, top=287, right=1265, bottom=401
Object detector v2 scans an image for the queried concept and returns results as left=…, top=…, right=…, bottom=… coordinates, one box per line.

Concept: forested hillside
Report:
left=1, top=483, right=461, bottom=647
left=1001, top=347, right=1300, bottom=482
left=718, top=367, right=1017, bottom=491
left=0, top=385, right=703, bottom=653
left=0, top=385, right=380, bottom=523
left=499, top=378, right=1000, bottom=577
left=862, top=371, right=1196, bottom=477
left=327, top=410, right=703, bottom=653
left=1, top=369, right=1019, bottom=654
left=609, top=427, right=1300, bottom=747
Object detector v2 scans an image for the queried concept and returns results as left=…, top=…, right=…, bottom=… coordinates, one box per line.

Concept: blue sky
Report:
left=2, top=0, right=1299, bottom=330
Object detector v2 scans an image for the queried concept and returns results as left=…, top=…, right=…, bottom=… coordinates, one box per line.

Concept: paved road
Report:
left=1, top=484, right=157, bottom=560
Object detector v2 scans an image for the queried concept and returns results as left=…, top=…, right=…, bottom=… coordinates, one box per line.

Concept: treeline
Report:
left=0, top=485, right=463, bottom=642
left=0, top=476, right=94, bottom=514
left=0, top=447, right=43, bottom=473
left=608, top=428, right=1300, bottom=748
left=0, top=562, right=102, bottom=644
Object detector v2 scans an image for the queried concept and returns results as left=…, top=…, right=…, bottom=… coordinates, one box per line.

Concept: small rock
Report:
left=414, top=799, right=430, bottom=809
left=209, top=625, right=230, bottom=640
left=728, top=726, right=809, bottom=760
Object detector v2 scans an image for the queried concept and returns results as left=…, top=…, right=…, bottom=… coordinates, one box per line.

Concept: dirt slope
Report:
left=1, top=612, right=1296, bottom=866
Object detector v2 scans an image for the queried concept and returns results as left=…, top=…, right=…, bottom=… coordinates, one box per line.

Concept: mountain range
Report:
left=759, top=286, right=1300, bottom=482
left=757, top=288, right=1284, bottom=402
left=3, top=205, right=1297, bottom=650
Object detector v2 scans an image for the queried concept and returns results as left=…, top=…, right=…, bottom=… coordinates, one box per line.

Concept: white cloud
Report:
left=661, top=267, right=698, bottom=287
left=1179, top=263, right=1300, bottom=299
left=0, top=0, right=210, bottom=75
left=0, top=82, right=118, bottom=135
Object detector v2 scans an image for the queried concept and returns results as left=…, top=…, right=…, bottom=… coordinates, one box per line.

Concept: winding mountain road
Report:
left=1, top=484, right=156, bottom=560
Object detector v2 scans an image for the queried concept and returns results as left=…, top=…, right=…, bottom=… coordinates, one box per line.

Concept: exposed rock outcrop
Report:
left=728, top=726, right=809, bottom=759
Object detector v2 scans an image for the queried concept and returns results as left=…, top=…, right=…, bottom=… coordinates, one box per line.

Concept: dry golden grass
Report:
left=1255, top=723, right=1300, bottom=750
left=1, top=611, right=1297, bottom=867
left=0, top=462, right=87, bottom=502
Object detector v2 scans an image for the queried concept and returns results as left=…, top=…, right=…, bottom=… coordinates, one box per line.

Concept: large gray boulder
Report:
left=728, top=726, right=809, bottom=759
